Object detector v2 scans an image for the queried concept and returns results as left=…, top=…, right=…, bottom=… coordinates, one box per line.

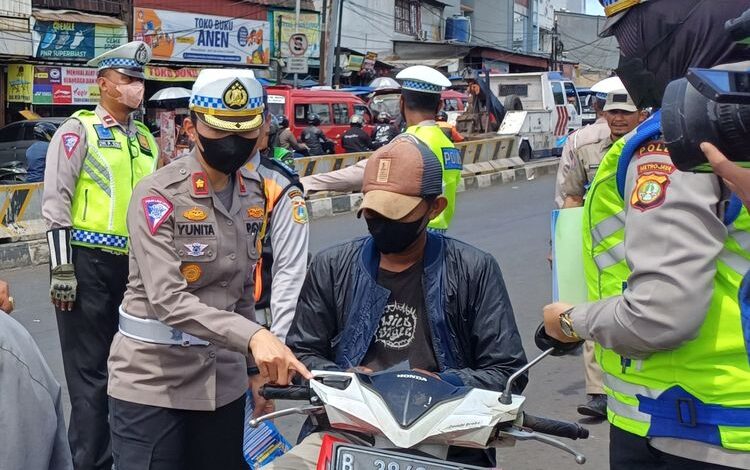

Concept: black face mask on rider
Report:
left=366, top=208, right=431, bottom=254
left=195, top=130, right=258, bottom=175
left=612, top=0, right=749, bottom=109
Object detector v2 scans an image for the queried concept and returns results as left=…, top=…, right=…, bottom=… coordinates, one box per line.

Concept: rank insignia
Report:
left=180, top=263, right=202, bottom=283
left=238, top=175, right=247, bottom=194
left=137, top=133, right=151, bottom=153
left=142, top=196, right=173, bottom=234
left=102, top=115, right=117, bottom=127
left=192, top=173, right=209, bottom=195
left=61, top=133, right=80, bottom=159
left=247, top=206, right=264, bottom=218
left=183, top=207, right=208, bottom=221
left=184, top=242, right=208, bottom=257
left=631, top=173, right=670, bottom=212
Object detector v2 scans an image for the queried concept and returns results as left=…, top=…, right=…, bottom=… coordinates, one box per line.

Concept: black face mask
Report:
left=366, top=213, right=429, bottom=254
left=197, top=133, right=258, bottom=175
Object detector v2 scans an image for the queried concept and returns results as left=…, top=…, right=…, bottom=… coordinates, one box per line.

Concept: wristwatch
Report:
left=559, top=308, right=581, bottom=340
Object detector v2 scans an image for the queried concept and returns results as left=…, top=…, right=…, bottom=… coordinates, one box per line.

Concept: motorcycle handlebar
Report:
left=259, top=384, right=311, bottom=401
left=522, top=414, right=589, bottom=440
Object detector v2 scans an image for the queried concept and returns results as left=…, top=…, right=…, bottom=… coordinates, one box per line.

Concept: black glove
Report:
left=534, top=322, right=583, bottom=356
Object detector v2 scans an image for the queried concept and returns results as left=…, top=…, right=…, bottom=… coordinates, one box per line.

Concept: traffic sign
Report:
left=286, top=57, right=309, bottom=74
left=288, top=33, right=308, bottom=57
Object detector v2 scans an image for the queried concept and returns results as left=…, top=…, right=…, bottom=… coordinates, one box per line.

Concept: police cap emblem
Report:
left=222, top=79, right=249, bottom=110
left=135, top=43, right=149, bottom=65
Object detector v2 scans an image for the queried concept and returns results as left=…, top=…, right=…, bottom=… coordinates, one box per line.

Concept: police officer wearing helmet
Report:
left=542, top=1, right=750, bottom=468
left=342, top=114, right=374, bottom=153
left=107, top=69, right=311, bottom=470
left=41, top=40, right=158, bottom=470
left=301, top=66, right=461, bottom=233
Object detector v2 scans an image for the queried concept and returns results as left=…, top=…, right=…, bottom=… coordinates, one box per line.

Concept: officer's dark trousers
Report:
left=610, top=426, right=744, bottom=470
left=109, top=396, right=249, bottom=470
left=55, top=246, right=129, bottom=470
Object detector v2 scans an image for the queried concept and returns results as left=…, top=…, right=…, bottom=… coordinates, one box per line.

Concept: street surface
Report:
left=5, top=174, right=608, bottom=469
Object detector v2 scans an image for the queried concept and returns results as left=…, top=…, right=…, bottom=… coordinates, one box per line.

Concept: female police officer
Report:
left=106, top=69, right=311, bottom=470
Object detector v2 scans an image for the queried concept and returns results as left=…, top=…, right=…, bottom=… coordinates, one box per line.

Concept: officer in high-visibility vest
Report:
left=41, top=41, right=157, bottom=470
left=542, top=1, right=750, bottom=468
left=301, top=65, right=461, bottom=232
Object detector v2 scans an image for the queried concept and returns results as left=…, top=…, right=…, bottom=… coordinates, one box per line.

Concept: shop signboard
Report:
left=33, top=66, right=99, bottom=105
left=31, top=19, right=127, bottom=60
left=347, top=55, right=364, bottom=71
left=8, top=64, right=33, bottom=103
left=144, top=66, right=200, bottom=82
left=271, top=11, right=320, bottom=59
left=134, top=8, right=270, bottom=65
left=363, top=52, right=378, bottom=71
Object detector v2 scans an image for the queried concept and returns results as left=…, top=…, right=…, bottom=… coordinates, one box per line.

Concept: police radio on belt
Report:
left=662, top=7, right=750, bottom=172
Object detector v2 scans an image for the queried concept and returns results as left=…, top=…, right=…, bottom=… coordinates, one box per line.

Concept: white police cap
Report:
left=189, top=69, right=265, bottom=133
left=86, top=41, right=151, bottom=79
left=396, top=65, right=451, bottom=94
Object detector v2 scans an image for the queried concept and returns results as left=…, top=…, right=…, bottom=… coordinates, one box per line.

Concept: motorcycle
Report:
left=0, top=161, right=27, bottom=184
left=250, top=324, right=589, bottom=469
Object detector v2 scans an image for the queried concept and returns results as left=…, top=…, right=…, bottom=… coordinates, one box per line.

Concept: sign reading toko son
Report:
left=134, top=8, right=270, bottom=65
left=31, top=19, right=126, bottom=60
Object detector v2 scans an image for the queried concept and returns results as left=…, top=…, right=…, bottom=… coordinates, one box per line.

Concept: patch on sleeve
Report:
left=141, top=196, right=174, bottom=234
left=61, top=133, right=80, bottom=159
left=636, top=141, right=670, bottom=159
left=136, top=132, right=152, bottom=155
left=631, top=173, right=671, bottom=211
left=637, top=162, right=675, bottom=175
left=292, top=198, right=308, bottom=224
left=287, top=189, right=303, bottom=200
left=442, top=147, right=462, bottom=170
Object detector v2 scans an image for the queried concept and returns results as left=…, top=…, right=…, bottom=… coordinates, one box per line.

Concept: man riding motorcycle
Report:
left=268, top=137, right=528, bottom=469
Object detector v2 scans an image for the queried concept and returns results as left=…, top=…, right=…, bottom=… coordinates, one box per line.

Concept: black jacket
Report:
left=286, top=233, right=528, bottom=393
left=342, top=127, right=373, bottom=153
left=300, top=125, right=329, bottom=156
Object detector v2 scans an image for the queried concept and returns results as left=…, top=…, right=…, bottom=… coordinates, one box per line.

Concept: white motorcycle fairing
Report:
left=309, top=370, right=526, bottom=450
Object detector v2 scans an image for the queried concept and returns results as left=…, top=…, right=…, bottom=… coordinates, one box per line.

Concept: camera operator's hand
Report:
left=702, top=142, right=750, bottom=210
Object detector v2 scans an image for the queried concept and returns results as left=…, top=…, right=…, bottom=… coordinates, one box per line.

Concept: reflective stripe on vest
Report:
left=591, top=211, right=625, bottom=246
left=593, top=241, right=625, bottom=271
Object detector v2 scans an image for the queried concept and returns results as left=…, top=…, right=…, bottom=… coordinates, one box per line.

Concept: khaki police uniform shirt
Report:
left=559, top=136, right=613, bottom=201
left=108, top=153, right=266, bottom=411
left=42, top=105, right=141, bottom=230
left=553, top=118, right=610, bottom=208
left=569, top=139, right=750, bottom=468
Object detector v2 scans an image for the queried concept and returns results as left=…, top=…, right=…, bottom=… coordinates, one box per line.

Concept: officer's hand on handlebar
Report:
left=248, top=373, right=275, bottom=418
left=248, top=329, right=312, bottom=385
left=50, top=263, right=77, bottom=312
left=702, top=142, right=750, bottom=211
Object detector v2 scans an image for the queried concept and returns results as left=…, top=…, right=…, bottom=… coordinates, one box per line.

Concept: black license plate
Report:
left=332, top=443, right=476, bottom=470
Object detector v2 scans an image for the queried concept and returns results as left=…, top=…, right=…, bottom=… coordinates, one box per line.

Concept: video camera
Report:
left=662, top=8, right=750, bottom=172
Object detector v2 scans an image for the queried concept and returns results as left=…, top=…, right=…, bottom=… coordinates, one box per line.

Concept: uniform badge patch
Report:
left=137, top=133, right=151, bottom=152
left=98, top=140, right=122, bottom=149
left=222, top=79, right=249, bottom=110
left=637, top=162, right=675, bottom=175
left=184, top=242, right=208, bottom=257
left=292, top=198, right=308, bottom=224
left=94, top=124, right=114, bottom=140
left=180, top=263, right=202, bottom=283
left=142, top=196, right=174, bottom=234
left=183, top=207, right=207, bottom=221
left=238, top=176, right=247, bottom=194
left=637, top=141, right=670, bottom=159
left=287, top=189, right=303, bottom=200
left=192, top=173, right=209, bottom=195
left=247, top=206, right=264, bottom=218
left=61, top=133, right=80, bottom=159
left=442, top=147, right=462, bottom=170
left=631, top=173, right=671, bottom=211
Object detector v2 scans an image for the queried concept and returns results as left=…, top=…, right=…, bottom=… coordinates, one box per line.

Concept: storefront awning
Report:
left=32, top=9, right=125, bottom=26
left=384, top=57, right=460, bottom=68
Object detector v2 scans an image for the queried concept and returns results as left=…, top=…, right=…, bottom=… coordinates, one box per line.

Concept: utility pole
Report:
left=319, top=0, right=328, bottom=85
left=294, top=0, right=301, bottom=88
left=333, top=0, right=344, bottom=88
left=324, top=0, right=340, bottom=86
left=277, top=14, right=283, bottom=84
left=550, top=18, right=558, bottom=71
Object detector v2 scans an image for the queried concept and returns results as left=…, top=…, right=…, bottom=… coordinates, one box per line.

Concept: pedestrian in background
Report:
left=25, top=122, right=55, bottom=183
left=107, top=69, right=310, bottom=470
left=436, top=110, right=465, bottom=143
left=41, top=41, right=157, bottom=470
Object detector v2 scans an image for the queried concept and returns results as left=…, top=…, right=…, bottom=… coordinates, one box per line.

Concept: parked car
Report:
left=265, top=86, right=373, bottom=154
left=368, top=89, right=467, bottom=122
left=0, top=118, right=66, bottom=166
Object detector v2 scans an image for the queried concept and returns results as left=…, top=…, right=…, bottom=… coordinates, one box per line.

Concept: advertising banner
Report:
left=31, top=20, right=127, bottom=60
left=7, top=64, right=33, bottom=103
left=144, top=66, right=200, bottom=82
left=33, top=66, right=99, bottom=105
left=134, top=8, right=270, bottom=65
left=270, top=11, right=320, bottom=58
